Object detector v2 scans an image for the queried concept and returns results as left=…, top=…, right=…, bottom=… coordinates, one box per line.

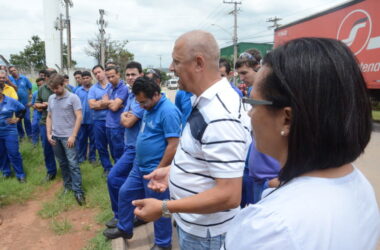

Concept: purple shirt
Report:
left=105, top=80, right=128, bottom=128
left=247, top=141, right=281, bottom=181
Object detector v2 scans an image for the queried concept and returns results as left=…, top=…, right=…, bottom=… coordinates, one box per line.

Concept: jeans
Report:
left=17, top=106, right=32, bottom=139
left=106, top=127, right=125, bottom=164
left=93, top=120, right=112, bottom=170
left=40, top=125, right=57, bottom=175
left=77, top=124, right=96, bottom=163
left=107, top=146, right=136, bottom=219
left=176, top=225, right=225, bottom=250
left=0, top=134, right=25, bottom=178
left=117, top=163, right=172, bottom=247
left=51, top=136, right=83, bottom=194
left=31, top=112, right=41, bottom=145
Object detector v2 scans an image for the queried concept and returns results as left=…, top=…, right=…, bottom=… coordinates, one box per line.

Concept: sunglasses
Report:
left=242, top=97, right=273, bottom=111
left=239, top=52, right=256, bottom=61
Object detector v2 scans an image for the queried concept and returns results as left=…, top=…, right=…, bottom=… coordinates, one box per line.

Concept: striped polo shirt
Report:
left=169, top=78, right=251, bottom=238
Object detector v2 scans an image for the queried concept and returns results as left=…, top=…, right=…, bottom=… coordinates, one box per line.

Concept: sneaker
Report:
left=150, top=244, right=172, bottom=250
left=74, top=193, right=86, bottom=206
left=105, top=218, right=118, bottom=228
left=17, top=177, right=26, bottom=183
left=103, top=227, right=133, bottom=240
left=45, top=173, right=56, bottom=182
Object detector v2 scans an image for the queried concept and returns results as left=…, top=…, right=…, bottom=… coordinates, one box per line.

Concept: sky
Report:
left=0, top=0, right=349, bottom=70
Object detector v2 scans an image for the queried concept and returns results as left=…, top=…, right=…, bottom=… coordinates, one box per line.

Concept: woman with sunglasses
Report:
left=223, top=38, right=379, bottom=249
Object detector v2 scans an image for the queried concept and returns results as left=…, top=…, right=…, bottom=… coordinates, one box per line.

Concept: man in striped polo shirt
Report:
left=133, top=30, right=251, bottom=249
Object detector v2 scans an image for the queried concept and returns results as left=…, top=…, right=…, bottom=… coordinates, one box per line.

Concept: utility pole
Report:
left=97, top=9, right=106, bottom=67
left=267, top=16, right=282, bottom=30
left=64, top=0, right=73, bottom=71
left=223, top=0, right=241, bottom=85
left=158, top=55, right=162, bottom=69
left=55, top=14, right=64, bottom=73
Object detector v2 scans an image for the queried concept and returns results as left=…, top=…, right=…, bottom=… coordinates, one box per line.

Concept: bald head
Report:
left=175, top=30, right=220, bottom=70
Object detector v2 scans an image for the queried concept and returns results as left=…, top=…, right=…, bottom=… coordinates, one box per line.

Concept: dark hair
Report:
left=8, top=65, right=16, bottom=71
left=73, top=70, right=82, bottom=76
left=219, top=58, right=231, bottom=74
left=48, top=74, right=65, bottom=89
left=36, top=77, right=45, bottom=83
left=132, top=76, right=161, bottom=99
left=260, top=37, right=372, bottom=184
left=105, top=66, right=119, bottom=74
left=92, top=64, right=104, bottom=72
left=63, top=74, right=69, bottom=79
left=39, top=69, right=47, bottom=75
left=46, top=69, right=57, bottom=77
left=235, top=49, right=261, bottom=69
left=81, top=71, right=92, bottom=77
left=105, top=61, right=117, bottom=68
left=126, top=61, right=142, bottom=73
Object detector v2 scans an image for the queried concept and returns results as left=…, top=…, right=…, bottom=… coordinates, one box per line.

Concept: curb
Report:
left=373, top=122, right=380, bottom=132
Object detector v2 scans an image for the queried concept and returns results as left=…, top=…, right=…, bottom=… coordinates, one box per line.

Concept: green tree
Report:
left=10, top=35, right=46, bottom=71
left=85, top=34, right=134, bottom=72
left=9, top=35, right=76, bottom=71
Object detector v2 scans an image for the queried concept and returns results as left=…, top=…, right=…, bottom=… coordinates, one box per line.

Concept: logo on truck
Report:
left=337, top=9, right=380, bottom=55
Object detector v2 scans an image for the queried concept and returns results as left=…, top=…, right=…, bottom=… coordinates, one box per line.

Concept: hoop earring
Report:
left=280, top=131, right=285, bottom=136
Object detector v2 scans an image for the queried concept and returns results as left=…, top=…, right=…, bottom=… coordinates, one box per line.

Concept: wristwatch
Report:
left=162, top=199, right=171, bottom=218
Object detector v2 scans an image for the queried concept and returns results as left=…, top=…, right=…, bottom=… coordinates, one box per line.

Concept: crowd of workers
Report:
left=0, top=30, right=379, bottom=250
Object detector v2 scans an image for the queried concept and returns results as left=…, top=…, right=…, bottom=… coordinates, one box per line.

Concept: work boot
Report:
left=103, top=227, right=133, bottom=240
left=105, top=218, right=118, bottom=228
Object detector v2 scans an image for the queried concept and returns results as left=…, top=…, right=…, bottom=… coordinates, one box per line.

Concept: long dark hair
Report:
left=261, top=38, right=372, bottom=184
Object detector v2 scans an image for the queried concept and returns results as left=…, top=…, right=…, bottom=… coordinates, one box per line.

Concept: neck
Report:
left=57, top=89, right=66, bottom=97
left=193, top=74, right=222, bottom=96
left=99, top=78, right=108, bottom=86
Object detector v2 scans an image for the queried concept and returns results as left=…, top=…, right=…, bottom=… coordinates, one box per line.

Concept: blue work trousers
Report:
left=31, top=112, right=41, bottom=145
left=106, top=127, right=124, bottom=164
left=0, top=134, right=25, bottom=178
left=77, top=124, right=96, bottom=163
left=39, top=124, right=57, bottom=175
left=17, top=106, right=32, bottom=139
left=107, top=146, right=136, bottom=219
left=93, top=120, right=112, bottom=170
left=52, top=136, right=83, bottom=194
left=117, top=164, right=172, bottom=248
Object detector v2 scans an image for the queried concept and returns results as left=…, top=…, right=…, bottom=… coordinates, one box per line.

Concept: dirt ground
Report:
left=0, top=181, right=102, bottom=250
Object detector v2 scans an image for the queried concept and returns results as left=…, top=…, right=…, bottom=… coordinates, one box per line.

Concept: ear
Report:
left=279, top=107, right=292, bottom=136
left=194, top=54, right=205, bottom=72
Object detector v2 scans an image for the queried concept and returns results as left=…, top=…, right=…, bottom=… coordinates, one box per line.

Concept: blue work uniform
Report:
left=105, top=80, right=129, bottom=163
left=107, top=91, right=144, bottom=219
left=75, top=86, right=96, bottom=163
left=117, top=94, right=181, bottom=248
left=0, top=96, right=26, bottom=178
left=88, top=82, right=113, bottom=171
left=174, top=90, right=193, bottom=129
left=31, top=91, right=42, bottom=145
left=9, top=74, right=32, bottom=139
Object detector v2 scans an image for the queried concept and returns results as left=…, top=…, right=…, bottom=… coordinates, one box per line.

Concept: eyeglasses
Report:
left=239, top=52, right=256, bottom=61
left=242, top=97, right=273, bottom=111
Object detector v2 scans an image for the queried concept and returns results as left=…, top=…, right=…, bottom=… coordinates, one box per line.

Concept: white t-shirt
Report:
left=223, top=167, right=380, bottom=250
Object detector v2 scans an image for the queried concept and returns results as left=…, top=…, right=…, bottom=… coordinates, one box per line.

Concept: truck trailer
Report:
left=274, top=0, right=380, bottom=100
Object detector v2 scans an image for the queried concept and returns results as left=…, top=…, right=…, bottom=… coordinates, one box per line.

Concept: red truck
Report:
left=274, top=0, right=380, bottom=100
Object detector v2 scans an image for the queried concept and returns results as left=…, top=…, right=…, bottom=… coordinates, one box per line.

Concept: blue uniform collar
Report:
left=96, top=81, right=110, bottom=89
left=0, top=95, right=9, bottom=104
left=149, top=94, right=166, bottom=113
left=111, top=80, right=124, bottom=90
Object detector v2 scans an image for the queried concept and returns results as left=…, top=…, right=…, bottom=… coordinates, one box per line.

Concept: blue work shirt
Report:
left=135, top=94, right=181, bottom=174
left=0, top=96, right=25, bottom=137
left=106, top=80, right=129, bottom=128
left=31, top=90, right=42, bottom=120
left=75, top=86, right=94, bottom=124
left=175, top=90, right=193, bottom=128
left=88, top=82, right=111, bottom=121
left=67, top=84, right=75, bottom=92
left=230, top=82, right=243, bottom=97
left=9, top=75, right=32, bottom=105
left=123, top=91, right=145, bottom=147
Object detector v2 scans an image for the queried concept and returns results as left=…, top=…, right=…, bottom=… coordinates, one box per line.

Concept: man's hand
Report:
left=48, top=134, right=56, bottom=146
left=66, top=136, right=76, bottom=148
left=144, top=166, right=170, bottom=192
left=268, top=177, right=280, bottom=188
left=6, top=117, right=19, bottom=124
left=133, top=198, right=162, bottom=222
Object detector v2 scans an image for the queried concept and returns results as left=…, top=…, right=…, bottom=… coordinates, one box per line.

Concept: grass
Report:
left=0, top=139, right=112, bottom=248
left=51, top=217, right=73, bottom=235
left=373, top=110, right=380, bottom=121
